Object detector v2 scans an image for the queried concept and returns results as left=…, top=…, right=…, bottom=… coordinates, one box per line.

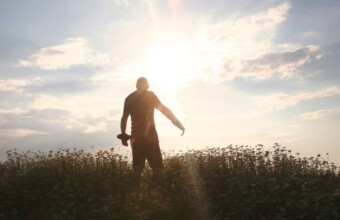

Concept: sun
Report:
left=140, top=35, right=199, bottom=90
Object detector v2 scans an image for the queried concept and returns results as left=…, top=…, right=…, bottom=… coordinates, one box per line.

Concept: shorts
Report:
left=130, top=132, right=163, bottom=169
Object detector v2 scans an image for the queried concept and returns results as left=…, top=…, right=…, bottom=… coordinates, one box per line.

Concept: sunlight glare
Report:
left=141, top=35, right=199, bottom=89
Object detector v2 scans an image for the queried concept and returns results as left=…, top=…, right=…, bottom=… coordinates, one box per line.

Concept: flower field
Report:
left=1, top=144, right=339, bottom=219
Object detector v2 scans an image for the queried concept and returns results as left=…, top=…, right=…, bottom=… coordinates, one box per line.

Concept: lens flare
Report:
left=168, top=0, right=181, bottom=12
left=140, top=35, right=200, bottom=89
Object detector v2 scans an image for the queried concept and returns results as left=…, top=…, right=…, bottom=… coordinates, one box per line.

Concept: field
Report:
left=1, top=144, right=339, bottom=219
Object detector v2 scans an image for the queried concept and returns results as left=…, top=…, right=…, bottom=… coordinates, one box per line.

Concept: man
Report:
left=119, top=77, right=185, bottom=186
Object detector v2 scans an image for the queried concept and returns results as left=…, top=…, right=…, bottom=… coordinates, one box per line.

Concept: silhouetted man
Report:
left=119, top=77, right=185, bottom=186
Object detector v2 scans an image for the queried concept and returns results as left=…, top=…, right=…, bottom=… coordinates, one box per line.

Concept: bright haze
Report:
left=1, top=0, right=339, bottom=163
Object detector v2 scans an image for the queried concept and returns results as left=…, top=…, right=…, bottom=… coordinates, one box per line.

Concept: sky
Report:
left=0, top=0, right=339, bottom=164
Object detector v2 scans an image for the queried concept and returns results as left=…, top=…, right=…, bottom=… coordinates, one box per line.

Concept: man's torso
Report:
left=124, top=90, right=160, bottom=137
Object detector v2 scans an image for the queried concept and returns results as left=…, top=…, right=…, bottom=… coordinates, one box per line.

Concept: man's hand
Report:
left=172, top=118, right=185, bottom=136
left=155, top=103, right=185, bottom=136
left=117, top=133, right=131, bottom=146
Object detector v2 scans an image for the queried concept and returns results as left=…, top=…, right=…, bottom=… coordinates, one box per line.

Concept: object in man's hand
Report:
left=117, top=133, right=131, bottom=146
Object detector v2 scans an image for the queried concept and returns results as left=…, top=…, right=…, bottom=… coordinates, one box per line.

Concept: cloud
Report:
left=201, top=2, right=291, bottom=54
left=0, top=129, right=45, bottom=138
left=51, top=115, right=110, bottom=134
left=197, top=2, right=292, bottom=80
left=259, top=86, right=340, bottom=111
left=0, top=107, right=29, bottom=115
left=255, top=130, right=301, bottom=144
left=300, top=108, right=339, bottom=120
left=104, top=2, right=318, bottom=83
left=195, top=2, right=320, bottom=82
left=239, top=45, right=319, bottom=79
left=93, top=2, right=296, bottom=84
left=66, top=119, right=108, bottom=134
left=18, top=38, right=111, bottom=70
left=300, top=109, right=330, bottom=120
left=0, top=79, right=30, bottom=93
left=300, top=31, right=319, bottom=39
left=113, top=0, right=130, bottom=7
left=24, top=93, right=120, bottom=134
left=0, top=116, right=7, bottom=125
left=0, top=106, right=113, bottom=138
left=29, top=93, right=120, bottom=116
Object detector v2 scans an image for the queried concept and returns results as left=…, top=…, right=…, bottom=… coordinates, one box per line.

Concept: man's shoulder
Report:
left=126, top=90, right=156, bottom=98
left=147, top=91, right=156, bottom=96
left=125, top=91, right=159, bottom=104
left=147, top=91, right=159, bottom=101
left=125, top=91, right=138, bottom=101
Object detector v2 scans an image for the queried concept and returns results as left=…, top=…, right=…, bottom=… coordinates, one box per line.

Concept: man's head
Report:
left=136, top=77, right=149, bottom=91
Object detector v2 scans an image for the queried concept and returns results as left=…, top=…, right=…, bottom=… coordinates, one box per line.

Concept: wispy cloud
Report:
left=0, top=108, right=29, bottom=115
left=29, top=94, right=118, bottom=115
left=18, top=38, right=111, bottom=70
left=201, top=2, right=291, bottom=58
left=0, top=129, right=45, bottom=138
left=259, top=86, right=340, bottom=111
left=239, top=45, right=319, bottom=79
left=93, top=2, right=296, bottom=84
left=255, top=130, right=301, bottom=144
left=112, top=0, right=131, bottom=7
left=25, top=93, right=119, bottom=134
left=66, top=119, right=108, bottom=133
left=105, top=2, right=320, bottom=83
left=198, top=2, right=295, bottom=81
left=300, top=109, right=338, bottom=120
left=0, top=79, right=30, bottom=93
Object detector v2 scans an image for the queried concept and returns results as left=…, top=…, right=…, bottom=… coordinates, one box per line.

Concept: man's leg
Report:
left=133, top=166, right=143, bottom=187
left=131, top=137, right=146, bottom=187
left=147, top=135, right=163, bottom=186
left=152, top=168, right=162, bottom=185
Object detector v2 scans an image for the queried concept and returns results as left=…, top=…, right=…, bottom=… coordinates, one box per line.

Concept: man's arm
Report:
left=119, top=112, right=130, bottom=146
left=156, top=103, right=185, bottom=136
left=120, top=112, right=129, bottom=135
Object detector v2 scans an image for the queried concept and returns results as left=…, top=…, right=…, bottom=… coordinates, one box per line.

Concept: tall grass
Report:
left=0, top=144, right=339, bottom=219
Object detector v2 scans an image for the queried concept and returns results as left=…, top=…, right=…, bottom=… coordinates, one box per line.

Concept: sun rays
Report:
left=140, top=35, right=199, bottom=90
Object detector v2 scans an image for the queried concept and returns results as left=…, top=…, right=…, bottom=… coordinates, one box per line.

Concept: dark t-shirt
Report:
left=124, top=90, right=161, bottom=136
